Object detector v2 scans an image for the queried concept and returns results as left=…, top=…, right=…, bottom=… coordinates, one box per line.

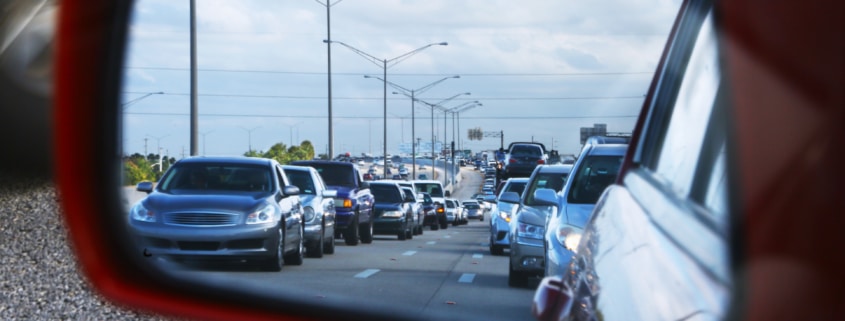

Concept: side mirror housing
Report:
left=533, top=188, right=558, bottom=207
left=136, top=181, right=153, bottom=194
left=359, top=181, right=369, bottom=189
left=445, top=190, right=451, bottom=197
left=283, top=185, right=300, bottom=196
left=498, top=191, right=520, bottom=204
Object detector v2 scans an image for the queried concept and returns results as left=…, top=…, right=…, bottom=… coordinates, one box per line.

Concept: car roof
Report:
left=177, top=156, right=275, bottom=166
left=368, top=181, right=401, bottom=187
left=281, top=164, right=314, bottom=172
left=583, top=144, right=628, bottom=156
left=290, top=160, right=355, bottom=168
left=413, top=180, right=442, bottom=185
left=533, top=164, right=574, bottom=174
left=506, top=177, right=530, bottom=183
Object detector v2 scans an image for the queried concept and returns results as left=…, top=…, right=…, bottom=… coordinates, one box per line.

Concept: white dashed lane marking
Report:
left=458, top=273, right=476, bottom=283
left=472, top=253, right=483, bottom=259
left=426, top=241, right=437, bottom=245
left=354, top=269, right=380, bottom=279
left=402, top=251, right=417, bottom=256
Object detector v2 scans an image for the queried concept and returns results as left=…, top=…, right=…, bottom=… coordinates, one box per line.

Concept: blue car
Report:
left=541, top=142, right=628, bottom=277
left=489, top=177, right=528, bottom=255
left=130, top=156, right=303, bottom=271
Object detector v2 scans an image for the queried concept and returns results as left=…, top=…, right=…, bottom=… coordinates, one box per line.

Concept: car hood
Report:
left=327, top=185, right=355, bottom=198
left=144, top=192, right=268, bottom=213
left=298, top=194, right=317, bottom=207
left=563, top=203, right=595, bottom=228
left=517, top=205, right=552, bottom=226
left=374, top=202, right=403, bottom=212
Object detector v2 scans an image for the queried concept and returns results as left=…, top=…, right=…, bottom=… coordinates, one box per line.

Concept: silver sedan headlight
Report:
left=303, top=206, right=316, bottom=223
left=246, top=204, right=278, bottom=225
left=555, top=225, right=583, bottom=253
left=382, top=210, right=403, bottom=218
left=130, top=202, right=156, bottom=222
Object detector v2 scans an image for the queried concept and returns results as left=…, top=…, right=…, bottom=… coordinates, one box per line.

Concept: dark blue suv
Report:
left=290, top=161, right=374, bottom=246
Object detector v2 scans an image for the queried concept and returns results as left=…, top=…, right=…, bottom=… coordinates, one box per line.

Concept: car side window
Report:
left=653, top=12, right=719, bottom=199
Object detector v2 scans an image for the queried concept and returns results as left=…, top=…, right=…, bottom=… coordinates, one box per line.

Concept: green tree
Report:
left=123, top=156, right=155, bottom=185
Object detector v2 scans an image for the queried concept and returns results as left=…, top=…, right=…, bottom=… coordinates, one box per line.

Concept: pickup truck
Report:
left=290, top=160, right=374, bottom=246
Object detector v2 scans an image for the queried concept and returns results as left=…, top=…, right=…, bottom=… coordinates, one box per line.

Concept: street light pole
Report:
left=240, top=126, right=260, bottom=154
left=374, top=75, right=458, bottom=179
left=200, top=130, right=214, bottom=155
left=315, top=0, right=343, bottom=161
left=329, top=40, right=447, bottom=167
left=190, top=0, right=198, bottom=156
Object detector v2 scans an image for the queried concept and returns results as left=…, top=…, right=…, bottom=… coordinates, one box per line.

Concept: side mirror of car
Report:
left=360, top=181, right=369, bottom=189
left=283, top=185, right=300, bottom=196
left=532, top=188, right=558, bottom=207
left=498, top=191, right=520, bottom=204
left=136, top=181, right=153, bottom=194
left=323, top=190, right=337, bottom=198
left=445, top=190, right=451, bottom=197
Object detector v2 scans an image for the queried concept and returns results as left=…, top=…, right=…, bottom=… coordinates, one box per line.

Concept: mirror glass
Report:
left=120, top=0, right=682, bottom=319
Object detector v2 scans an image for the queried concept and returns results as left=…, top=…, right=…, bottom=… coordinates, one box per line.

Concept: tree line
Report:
left=123, top=140, right=317, bottom=185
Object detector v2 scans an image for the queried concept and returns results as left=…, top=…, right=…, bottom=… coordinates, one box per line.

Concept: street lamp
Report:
left=371, top=75, right=459, bottom=179
left=121, top=91, right=164, bottom=110
left=327, top=40, right=448, bottom=164
left=200, top=130, right=214, bottom=155
left=314, top=0, right=344, bottom=161
left=287, top=121, right=304, bottom=147
left=240, top=126, right=261, bottom=154
left=412, top=92, right=471, bottom=179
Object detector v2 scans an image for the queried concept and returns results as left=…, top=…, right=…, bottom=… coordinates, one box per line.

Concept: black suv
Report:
left=503, top=142, right=547, bottom=179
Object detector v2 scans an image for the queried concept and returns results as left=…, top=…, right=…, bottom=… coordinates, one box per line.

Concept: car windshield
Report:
left=463, top=203, right=480, bottom=209
left=567, top=155, right=624, bottom=204
left=523, top=172, right=568, bottom=206
left=158, top=163, right=272, bottom=194
left=370, top=184, right=402, bottom=203
left=415, top=183, right=443, bottom=198
left=504, top=182, right=527, bottom=196
left=310, top=164, right=355, bottom=187
left=285, top=170, right=315, bottom=195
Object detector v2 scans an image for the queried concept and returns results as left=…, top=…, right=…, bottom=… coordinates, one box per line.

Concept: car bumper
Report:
left=335, top=208, right=355, bottom=227
left=129, top=222, right=279, bottom=261
left=491, top=218, right=510, bottom=247
left=545, top=239, right=576, bottom=277
left=373, top=218, right=406, bottom=234
left=505, top=165, right=537, bottom=177
left=303, top=223, right=323, bottom=242
left=510, top=238, right=545, bottom=274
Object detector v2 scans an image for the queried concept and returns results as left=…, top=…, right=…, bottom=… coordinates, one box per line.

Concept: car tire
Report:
left=406, top=228, right=413, bottom=240
left=490, top=242, right=504, bottom=256
left=324, top=229, right=335, bottom=255
left=360, top=218, right=374, bottom=244
left=508, top=261, right=526, bottom=287
left=345, top=218, right=360, bottom=246
left=308, top=226, right=324, bottom=258
left=262, top=227, right=284, bottom=272
left=284, top=226, right=304, bottom=266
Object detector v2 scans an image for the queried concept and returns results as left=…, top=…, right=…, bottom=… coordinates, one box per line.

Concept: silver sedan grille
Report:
left=164, top=212, right=239, bottom=226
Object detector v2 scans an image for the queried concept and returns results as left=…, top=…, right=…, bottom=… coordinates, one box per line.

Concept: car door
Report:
left=312, top=168, right=335, bottom=235
left=276, top=165, right=302, bottom=251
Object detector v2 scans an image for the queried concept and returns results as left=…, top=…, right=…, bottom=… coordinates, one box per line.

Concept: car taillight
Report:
left=509, top=158, right=516, bottom=163
left=537, top=159, right=545, bottom=164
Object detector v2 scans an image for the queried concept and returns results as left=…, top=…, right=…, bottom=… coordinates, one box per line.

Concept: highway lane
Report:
left=123, top=164, right=534, bottom=321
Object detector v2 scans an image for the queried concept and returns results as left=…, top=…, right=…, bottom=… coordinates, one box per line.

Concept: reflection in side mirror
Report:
left=533, top=188, right=558, bottom=207
left=136, top=181, right=153, bottom=194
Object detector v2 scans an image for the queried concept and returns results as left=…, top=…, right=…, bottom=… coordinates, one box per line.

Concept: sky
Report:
left=121, top=0, right=682, bottom=159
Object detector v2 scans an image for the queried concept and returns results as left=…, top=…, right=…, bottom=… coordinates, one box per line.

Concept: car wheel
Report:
left=490, top=239, right=504, bottom=256
left=508, top=261, right=526, bottom=287
left=308, top=226, right=324, bottom=258
left=262, top=227, right=284, bottom=272
left=324, top=225, right=335, bottom=255
left=360, top=217, right=374, bottom=244
left=406, top=228, right=413, bottom=240
left=417, top=225, right=424, bottom=235
left=345, top=218, right=360, bottom=246
left=284, top=226, right=304, bottom=266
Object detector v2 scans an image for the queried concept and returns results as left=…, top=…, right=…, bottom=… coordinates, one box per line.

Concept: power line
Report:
left=125, top=66, right=653, bottom=77
left=121, top=91, right=645, bottom=101
left=124, top=112, right=638, bottom=119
